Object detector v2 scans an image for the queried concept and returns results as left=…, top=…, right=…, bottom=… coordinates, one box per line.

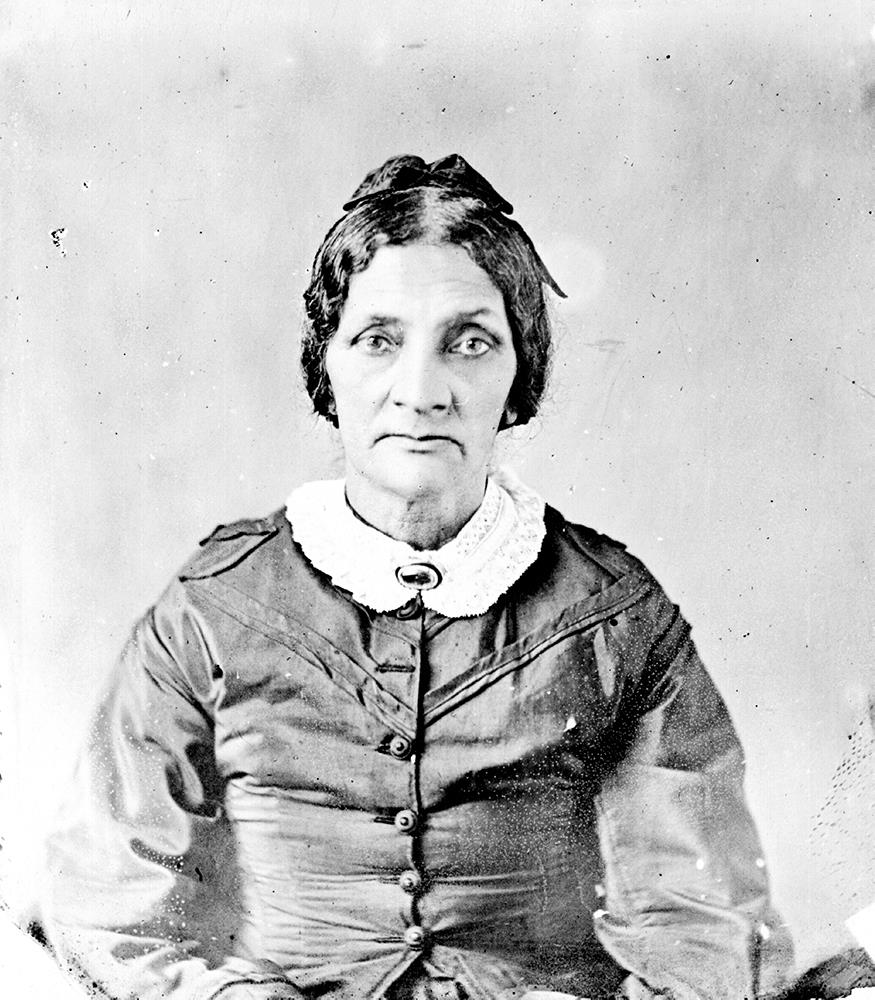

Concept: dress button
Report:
left=398, top=869, right=422, bottom=894
left=404, top=925, right=426, bottom=950
left=388, top=735, right=413, bottom=759
left=394, top=809, right=419, bottom=834
left=395, top=598, right=421, bottom=620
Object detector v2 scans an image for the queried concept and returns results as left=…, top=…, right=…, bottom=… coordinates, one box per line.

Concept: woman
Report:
left=45, top=154, right=791, bottom=1000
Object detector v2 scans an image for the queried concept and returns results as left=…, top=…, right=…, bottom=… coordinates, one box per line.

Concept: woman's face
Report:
left=324, top=242, right=517, bottom=510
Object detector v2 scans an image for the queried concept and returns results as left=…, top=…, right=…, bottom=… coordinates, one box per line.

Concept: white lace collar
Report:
left=285, top=467, right=546, bottom=618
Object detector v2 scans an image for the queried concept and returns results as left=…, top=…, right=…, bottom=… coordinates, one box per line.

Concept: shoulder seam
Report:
left=198, top=508, right=285, bottom=546
left=182, top=510, right=285, bottom=581
left=546, top=505, right=638, bottom=582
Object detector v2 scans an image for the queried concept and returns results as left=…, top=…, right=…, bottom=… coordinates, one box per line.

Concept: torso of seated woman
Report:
left=163, top=468, right=700, bottom=999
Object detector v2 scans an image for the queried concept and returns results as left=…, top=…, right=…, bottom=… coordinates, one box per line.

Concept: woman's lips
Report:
left=379, top=433, right=461, bottom=451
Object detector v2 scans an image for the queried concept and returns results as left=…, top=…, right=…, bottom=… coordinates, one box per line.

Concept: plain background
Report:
left=2, top=0, right=874, bottom=987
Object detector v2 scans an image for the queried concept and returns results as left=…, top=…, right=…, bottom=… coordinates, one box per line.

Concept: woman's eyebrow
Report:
left=352, top=313, right=400, bottom=328
left=443, top=308, right=504, bottom=327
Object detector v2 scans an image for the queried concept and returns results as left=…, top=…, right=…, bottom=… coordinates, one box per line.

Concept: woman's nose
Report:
left=389, top=346, right=452, bottom=413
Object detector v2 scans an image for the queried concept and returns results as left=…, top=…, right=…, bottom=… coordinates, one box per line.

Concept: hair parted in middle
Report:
left=302, top=154, right=565, bottom=429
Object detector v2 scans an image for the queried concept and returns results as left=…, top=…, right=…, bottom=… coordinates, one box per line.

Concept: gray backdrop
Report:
left=3, top=0, right=874, bottom=978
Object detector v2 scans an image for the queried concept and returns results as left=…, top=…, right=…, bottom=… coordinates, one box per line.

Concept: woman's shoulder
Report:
left=534, top=504, right=661, bottom=612
left=506, top=506, right=678, bottom=650
left=176, top=507, right=290, bottom=583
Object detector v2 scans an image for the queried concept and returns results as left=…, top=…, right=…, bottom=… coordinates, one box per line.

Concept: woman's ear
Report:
left=499, top=406, right=517, bottom=431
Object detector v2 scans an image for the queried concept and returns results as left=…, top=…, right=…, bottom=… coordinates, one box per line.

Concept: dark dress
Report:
left=44, top=506, right=791, bottom=1000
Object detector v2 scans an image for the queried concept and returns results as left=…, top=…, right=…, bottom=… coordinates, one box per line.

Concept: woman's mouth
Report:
left=379, top=433, right=462, bottom=452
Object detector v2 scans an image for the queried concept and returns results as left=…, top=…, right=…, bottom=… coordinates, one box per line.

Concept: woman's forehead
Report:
left=341, top=243, right=506, bottom=322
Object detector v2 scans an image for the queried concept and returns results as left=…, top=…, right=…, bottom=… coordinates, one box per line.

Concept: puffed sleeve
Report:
left=592, top=581, right=793, bottom=1000
left=43, top=579, right=305, bottom=1000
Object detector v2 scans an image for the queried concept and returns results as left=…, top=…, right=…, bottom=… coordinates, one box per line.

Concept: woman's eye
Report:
left=356, top=332, right=395, bottom=354
left=451, top=336, right=492, bottom=357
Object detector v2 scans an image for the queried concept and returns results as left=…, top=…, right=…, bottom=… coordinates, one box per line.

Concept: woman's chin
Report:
left=378, top=463, right=462, bottom=501
left=355, top=451, right=473, bottom=503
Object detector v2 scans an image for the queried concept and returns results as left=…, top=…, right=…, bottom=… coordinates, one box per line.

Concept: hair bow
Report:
left=342, top=154, right=514, bottom=214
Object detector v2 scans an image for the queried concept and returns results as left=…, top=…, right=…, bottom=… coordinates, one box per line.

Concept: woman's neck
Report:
left=344, top=475, right=487, bottom=550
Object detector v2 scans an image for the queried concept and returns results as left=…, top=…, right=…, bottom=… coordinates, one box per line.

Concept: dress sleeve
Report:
left=592, top=581, right=793, bottom=1000
left=43, top=580, right=304, bottom=1000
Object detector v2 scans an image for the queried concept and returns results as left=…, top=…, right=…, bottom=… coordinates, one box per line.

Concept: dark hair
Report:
left=301, top=156, right=564, bottom=428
